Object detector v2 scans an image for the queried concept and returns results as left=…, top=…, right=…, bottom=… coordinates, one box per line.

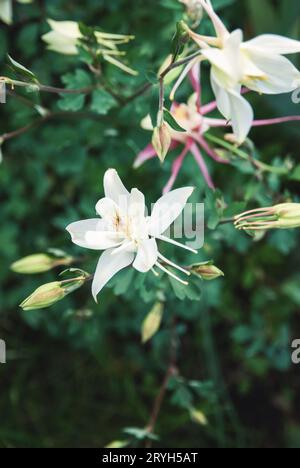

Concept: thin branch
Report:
left=2, top=79, right=97, bottom=95
left=0, top=111, right=106, bottom=143
left=145, top=317, right=178, bottom=448
left=1, top=50, right=202, bottom=146
left=160, top=50, right=202, bottom=80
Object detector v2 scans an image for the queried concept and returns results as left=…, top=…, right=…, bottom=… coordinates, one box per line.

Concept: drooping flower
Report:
left=66, top=169, right=197, bottom=301
left=135, top=66, right=231, bottom=192
left=185, top=0, right=300, bottom=142
left=42, top=19, right=137, bottom=75
left=135, top=62, right=300, bottom=192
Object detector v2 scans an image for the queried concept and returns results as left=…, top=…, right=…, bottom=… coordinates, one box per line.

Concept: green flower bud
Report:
left=20, top=277, right=86, bottom=311
left=152, top=123, right=172, bottom=163
left=20, top=282, right=66, bottom=311
left=190, top=408, right=208, bottom=426
left=11, top=253, right=72, bottom=274
left=190, top=261, right=224, bottom=280
left=235, top=203, right=300, bottom=231
left=141, top=302, right=164, bottom=343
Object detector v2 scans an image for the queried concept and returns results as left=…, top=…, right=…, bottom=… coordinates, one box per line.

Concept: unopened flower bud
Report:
left=141, top=302, right=164, bottom=343
left=11, top=253, right=72, bottom=274
left=190, top=408, right=208, bottom=426
left=152, top=123, right=172, bottom=162
left=20, top=282, right=66, bottom=311
left=235, top=203, right=300, bottom=231
left=20, top=277, right=86, bottom=311
left=190, top=261, right=224, bottom=280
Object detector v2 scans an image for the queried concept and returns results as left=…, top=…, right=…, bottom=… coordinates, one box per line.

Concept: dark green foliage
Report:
left=1, top=0, right=300, bottom=449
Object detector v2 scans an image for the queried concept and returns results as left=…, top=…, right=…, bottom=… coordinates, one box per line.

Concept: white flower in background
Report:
left=187, top=0, right=300, bottom=143
left=66, top=169, right=197, bottom=301
left=42, top=19, right=137, bottom=75
left=0, top=0, right=32, bottom=25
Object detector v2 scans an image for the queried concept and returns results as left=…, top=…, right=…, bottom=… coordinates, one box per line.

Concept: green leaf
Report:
left=163, top=108, right=186, bottom=132
left=90, top=89, right=117, bottom=115
left=171, top=386, right=193, bottom=409
left=171, top=21, right=189, bottom=60
left=169, top=277, right=201, bottom=301
left=58, top=70, right=92, bottom=112
left=58, top=94, right=85, bottom=111
left=7, top=54, right=38, bottom=83
left=212, top=0, right=236, bottom=10
left=123, top=427, right=158, bottom=441
left=289, top=165, right=300, bottom=181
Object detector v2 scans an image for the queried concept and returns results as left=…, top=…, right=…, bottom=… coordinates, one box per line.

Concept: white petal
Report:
left=141, top=114, right=154, bottom=131
left=201, top=30, right=243, bottom=85
left=241, top=52, right=300, bottom=94
left=200, top=0, right=229, bottom=42
left=0, top=0, right=12, bottom=25
left=42, top=31, right=78, bottom=55
left=210, top=70, right=231, bottom=120
left=243, top=34, right=300, bottom=55
left=66, top=219, right=111, bottom=250
left=133, top=239, right=158, bottom=273
left=92, top=248, right=134, bottom=301
left=85, top=231, right=124, bottom=250
left=128, top=188, right=146, bottom=220
left=47, top=19, right=81, bottom=39
left=103, top=169, right=129, bottom=210
left=96, top=197, right=121, bottom=220
left=148, top=187, right=194, bottom=236
left=211, top=72, right=253, bottom=143
left=227, top=90, right=254, bottom=143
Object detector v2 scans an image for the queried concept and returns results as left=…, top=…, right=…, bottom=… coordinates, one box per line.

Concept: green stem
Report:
left=205, top=133, right=288, bottom=176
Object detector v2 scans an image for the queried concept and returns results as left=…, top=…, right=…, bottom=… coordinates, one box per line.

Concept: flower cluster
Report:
left=185, top=0, right=300, bottom=143
left=135, top=65, right=300, bottom=191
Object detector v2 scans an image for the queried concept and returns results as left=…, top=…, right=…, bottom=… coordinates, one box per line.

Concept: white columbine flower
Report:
left=66, top=169, right=197, bottom=301
left=188, top=0, right=300, bottom=143
left=42, top=19, right=137, bottom=75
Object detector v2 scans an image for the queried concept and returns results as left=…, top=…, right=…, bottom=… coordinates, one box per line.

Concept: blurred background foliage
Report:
left=0, top=0, right=300, bottom=448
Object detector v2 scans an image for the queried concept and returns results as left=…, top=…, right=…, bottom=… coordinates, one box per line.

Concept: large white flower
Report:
left=188, top=0, right=300, bottom=142
left=66, top=169, right=197, bottom=301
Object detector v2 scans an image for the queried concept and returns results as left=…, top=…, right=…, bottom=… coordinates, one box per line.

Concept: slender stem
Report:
left=145, top=317, right=177, bottom=447
left=1, top=50, right=202, bottom=146
left=122, top=82, right=153, bottom=105
left=205, top=133, right=288, bottom=176
left=0, top=111, right=106, bottom=143
left=155, top=50, right=202, bottom=127
left=2, top=78, right=96, bottom=95
left=160, top=51, right=202, bottom=80
left=157, top=77, right=165, bottom=126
